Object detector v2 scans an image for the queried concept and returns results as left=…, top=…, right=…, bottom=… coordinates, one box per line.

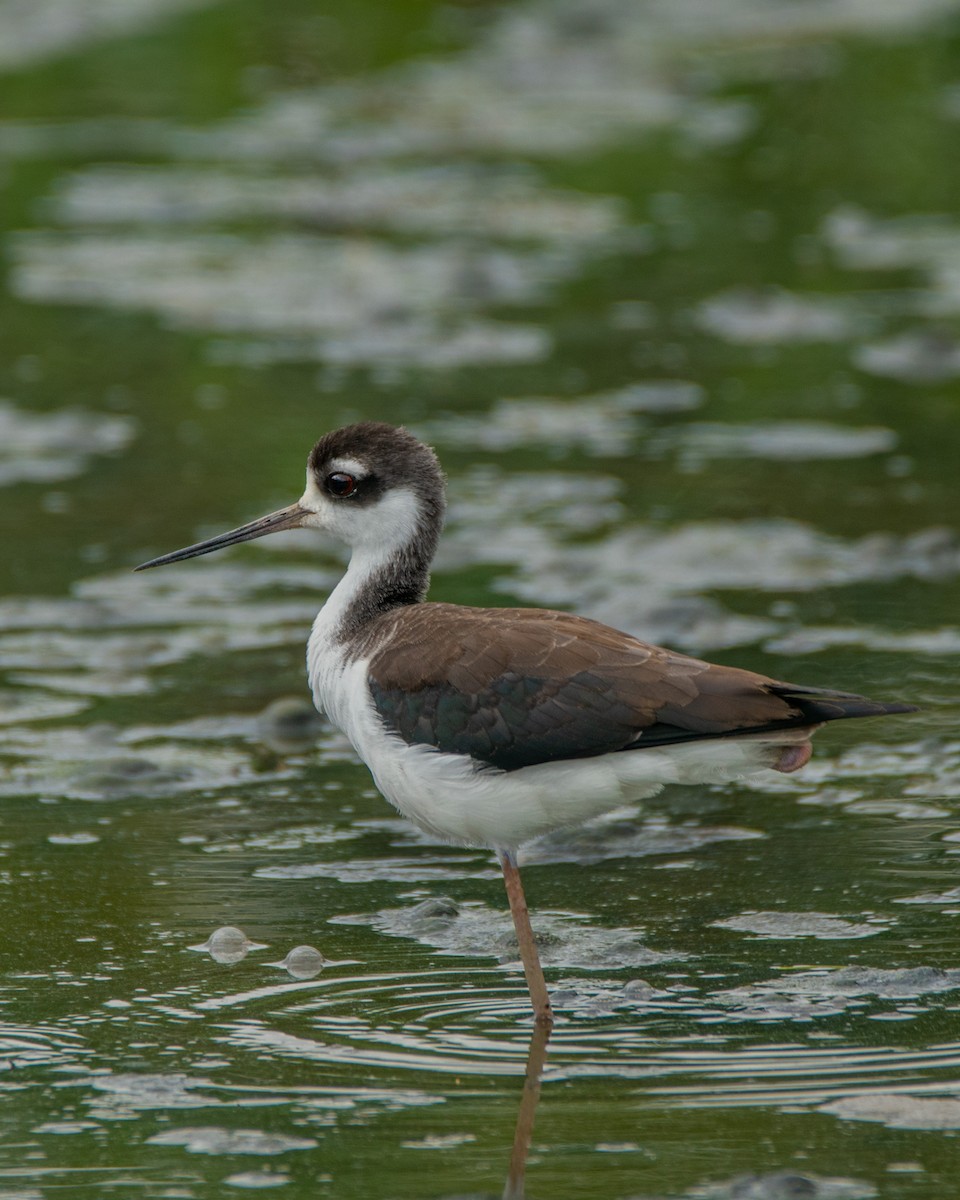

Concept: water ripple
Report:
left=161, top=964, right=960, bottom=1113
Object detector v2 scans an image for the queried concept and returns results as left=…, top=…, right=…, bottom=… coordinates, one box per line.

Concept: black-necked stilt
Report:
left=136, top=422, right=916, bottom=1025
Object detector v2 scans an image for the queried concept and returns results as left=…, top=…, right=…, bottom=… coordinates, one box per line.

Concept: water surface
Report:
left=1, top=1, right=959, bottom=1196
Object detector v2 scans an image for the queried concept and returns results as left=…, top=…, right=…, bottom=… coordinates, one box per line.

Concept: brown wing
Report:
left=363, top=604, right=908, bottom=771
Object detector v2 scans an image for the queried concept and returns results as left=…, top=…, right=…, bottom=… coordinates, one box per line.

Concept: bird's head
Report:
left=135, top=422, right=446, bottom=572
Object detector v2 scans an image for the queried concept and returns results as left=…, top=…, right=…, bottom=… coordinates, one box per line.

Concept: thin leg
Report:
left=497, top=849, right=554, bottom=1027
left=502, top=1020, right=551, bottom=1200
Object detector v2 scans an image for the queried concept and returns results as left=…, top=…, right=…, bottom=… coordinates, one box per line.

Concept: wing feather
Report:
left=362, top=603, right=852, bottom=771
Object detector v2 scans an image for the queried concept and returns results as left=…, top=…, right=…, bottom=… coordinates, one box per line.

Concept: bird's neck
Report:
left=315, top=524, right=438, bottom=649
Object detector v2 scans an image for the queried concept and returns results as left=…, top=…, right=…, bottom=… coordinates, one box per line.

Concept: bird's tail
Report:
left=771, top=683, right=918, bottom=724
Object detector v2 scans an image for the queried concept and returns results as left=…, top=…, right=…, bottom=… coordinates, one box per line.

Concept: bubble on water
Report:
left=622, top=978, right=669, bottom=1000
left=191, top=926, right=267, bottom=964
left=47, top=832, right=99, bottom=846
left=275, top=946, right=326, bottom=980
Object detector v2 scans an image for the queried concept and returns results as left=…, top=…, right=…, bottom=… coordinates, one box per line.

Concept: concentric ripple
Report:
left=167, top=964, right=960, bottom=1116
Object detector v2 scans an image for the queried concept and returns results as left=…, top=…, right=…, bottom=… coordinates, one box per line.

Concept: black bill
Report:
left=135, top=503, right=308, bottom=571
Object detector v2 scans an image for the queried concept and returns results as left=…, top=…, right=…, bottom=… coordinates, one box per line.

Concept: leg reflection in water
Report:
left=503, top=1021, right=551, bottom=1200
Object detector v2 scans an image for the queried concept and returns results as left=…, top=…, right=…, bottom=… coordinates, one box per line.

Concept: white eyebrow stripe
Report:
left=326, top=458, right=368, bottom=477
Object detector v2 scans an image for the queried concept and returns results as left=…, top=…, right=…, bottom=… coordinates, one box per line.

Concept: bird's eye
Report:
left=326, top=472, right=357, bottom=498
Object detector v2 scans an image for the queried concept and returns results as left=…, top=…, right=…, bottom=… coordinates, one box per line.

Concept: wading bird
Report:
left=137, top=423, right=915, bottom=1025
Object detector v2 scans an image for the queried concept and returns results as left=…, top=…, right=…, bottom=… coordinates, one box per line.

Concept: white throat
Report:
left=311, top=542, right=395, bottom=643
left=305, top=485, right=431, bottom=714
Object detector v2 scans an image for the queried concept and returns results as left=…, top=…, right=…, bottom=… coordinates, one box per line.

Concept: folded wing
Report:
left=364, top=604, right=913, bottom=771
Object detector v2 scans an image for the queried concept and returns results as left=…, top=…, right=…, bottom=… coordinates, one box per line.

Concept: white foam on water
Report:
left=0, top=401, right=134, bottom=486
left=0, top=0, right=215, bottom=70
left=712, top=911, right=887, bottom=939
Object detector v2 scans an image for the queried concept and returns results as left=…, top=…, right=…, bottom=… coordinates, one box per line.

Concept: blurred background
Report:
left=1, top=1, right=960, bottom=1197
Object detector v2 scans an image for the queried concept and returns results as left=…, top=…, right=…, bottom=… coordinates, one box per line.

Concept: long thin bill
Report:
left=134, top=503, right=308, bottom=571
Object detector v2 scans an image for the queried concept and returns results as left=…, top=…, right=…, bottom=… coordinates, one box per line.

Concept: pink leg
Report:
left=498, top=849, right=554, bottom=1027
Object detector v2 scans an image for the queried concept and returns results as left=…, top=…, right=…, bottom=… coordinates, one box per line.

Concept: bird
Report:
left=136, top=421, right=916, bottom=1026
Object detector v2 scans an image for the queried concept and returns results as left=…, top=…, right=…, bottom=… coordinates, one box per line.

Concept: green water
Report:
left=1, top=1, right=960, bottom=1196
